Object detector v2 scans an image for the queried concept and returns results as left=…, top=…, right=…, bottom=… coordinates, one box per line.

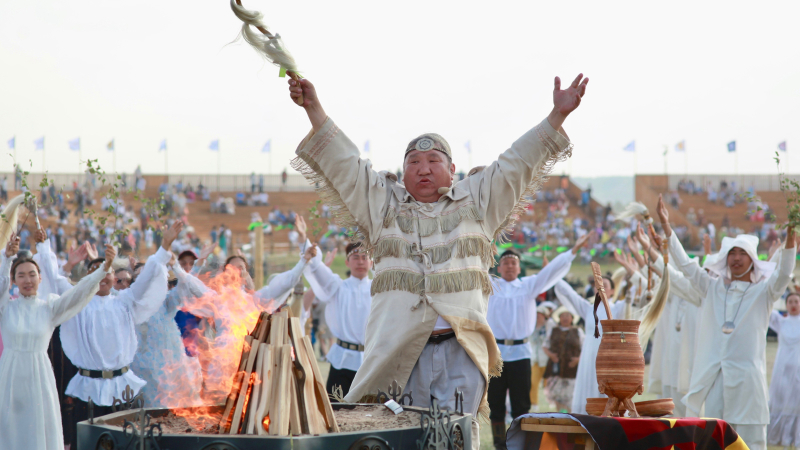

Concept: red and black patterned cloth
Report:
left=507, top=413, right=750, bottom=450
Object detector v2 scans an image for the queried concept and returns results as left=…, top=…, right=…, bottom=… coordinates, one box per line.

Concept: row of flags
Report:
left=623, top=140, right=788, bottom=153
left=7, top=136, right=274, bottom=154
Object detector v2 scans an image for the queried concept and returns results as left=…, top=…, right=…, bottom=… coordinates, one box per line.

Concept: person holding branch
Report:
left=0, top=234, right=117, bottom=450
left=657, top=194, right=796, bottom=450
left=287, top=72, right=587, bottom=447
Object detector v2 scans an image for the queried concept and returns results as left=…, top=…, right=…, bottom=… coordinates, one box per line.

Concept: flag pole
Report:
left=217, top=142, right=221, bottom=192
left=113, top=144, right=117, bottom=175
left=663, top=146, right=667, bottom=175
left=42, top=138, right=46, bottom=174
left=165, top=147, right=169, bottom=176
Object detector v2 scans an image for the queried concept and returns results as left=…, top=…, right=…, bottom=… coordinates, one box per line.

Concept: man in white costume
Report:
left=658, top=195, right=796, bottom=450
left=486, top=233, right=590, bottom=448
left=303, top=241, right=372, bottom=396
left=287, top=73, right=587, bottom=448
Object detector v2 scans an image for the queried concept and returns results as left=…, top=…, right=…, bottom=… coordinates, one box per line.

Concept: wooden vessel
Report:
left=590, top=262, right=646, bottom=418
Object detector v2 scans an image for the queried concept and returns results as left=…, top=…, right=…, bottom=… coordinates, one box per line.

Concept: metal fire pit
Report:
left=78, top=401, right=471, bottom=450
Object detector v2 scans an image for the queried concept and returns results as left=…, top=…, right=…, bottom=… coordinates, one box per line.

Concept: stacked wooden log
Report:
left=219, top=310, right=339, bottom=435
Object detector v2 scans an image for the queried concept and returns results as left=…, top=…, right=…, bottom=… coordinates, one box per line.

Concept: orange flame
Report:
left=154, top=265, right=277, bottom=430
left=262, top=414, right=270, bottom=432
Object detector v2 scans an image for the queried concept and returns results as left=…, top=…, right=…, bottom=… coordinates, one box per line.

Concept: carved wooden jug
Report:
left=590, top=262, right=645, bottom=418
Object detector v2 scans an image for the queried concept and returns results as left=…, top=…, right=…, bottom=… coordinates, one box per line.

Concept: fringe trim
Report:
left=478, top=403, right=491, bottom=424
left=371, top=268, right=494, bottom=296
left=384, top=205, right=482, bottom=237
left=372, top=235, right=496, bottom=266
left=493, top=124, right=573, bottom=243
left=290, top=147, right=370, bottom=246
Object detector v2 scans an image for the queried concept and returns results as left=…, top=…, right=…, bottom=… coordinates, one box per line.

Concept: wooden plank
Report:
left=302, top=335, right=339, bottom=432
left=219, top=335, right=253, bottom=433
left=269, top=344, right=292, bottom=436
left=520, top=424, right=588, bottom=434
left=230, top=335, right=262, bottom=434
left=245, top=343, right=267, bottom=434
left=255, top=345, right=274, bottom=436
left=288, top=373, right=303, bottom=435
left=288, top=318, right=326, bottom=435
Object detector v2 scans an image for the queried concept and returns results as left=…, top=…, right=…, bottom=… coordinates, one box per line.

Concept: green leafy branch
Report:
left=774, top=151, right=800, bottom=231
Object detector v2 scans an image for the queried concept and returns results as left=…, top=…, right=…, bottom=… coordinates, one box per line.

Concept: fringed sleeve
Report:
left=465, top=118, right=572, bottom=242
left=291, top=118, right=390, bottom=246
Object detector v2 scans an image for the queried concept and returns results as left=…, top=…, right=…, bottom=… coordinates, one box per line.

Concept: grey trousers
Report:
left=705, top=371, right=767, bottom=450
left=405, top=337, right=485, bottom=450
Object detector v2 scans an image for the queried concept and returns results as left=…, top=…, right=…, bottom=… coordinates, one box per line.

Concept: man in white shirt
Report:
left=486, top=233, right=588, bottom=448
left=303, top=242, right=372, bottom=396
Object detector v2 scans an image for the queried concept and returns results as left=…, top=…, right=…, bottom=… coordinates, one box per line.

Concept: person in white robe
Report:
left=129, top=254, right=204, bottom=409
left=553, top=274, right=630, bottom=414
left=37, top=223, right=182, bottom=449
left=486, top=233, right=590, bottom=447
left=0, top=234, right=116, bottom=450
left=529, top=301, right=557, bottom=410
left=658, top=194, right=796, bottom=450
left=303, top=241, right=372, bottom=397
left=768, top=291, right=800, bottom=448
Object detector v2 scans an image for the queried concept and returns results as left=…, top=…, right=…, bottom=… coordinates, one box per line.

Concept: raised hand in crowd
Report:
left=703, top=234, right=712, bottom=256
left=5, top=233, right=20, bottom=257
left=86, top=242, right=99, bottom=261
left=63, top=242, right=90, bottom=274
left=657, top=194, right=672, bottom=237
left=614, top=249, right=637, bottom=276
left=635, top=224, right=650, bottom=252
left=324, top=248, right=338, bottom=267
left=241, top=265, right=255, bottom=292
left=303, top=244, right=318, bottom=262
left=571, top=230, right=594, bottom=255
left=627, top=234, right=645, bottom=268
left=295, top=215, right=307, bottom=245
left=161, top=221, right=183, bottom=251
left=103, top=244, right=118, bottom=272
left=35, top=227, right=47, bottom=244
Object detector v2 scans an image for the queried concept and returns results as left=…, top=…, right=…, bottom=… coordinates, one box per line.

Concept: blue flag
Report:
left=727, top=141, right=736, bottom=152
left=209, top=139, right=219, bottom=151
left=779, top=141, right=787, bottom=152
left=364, top=140, right=370, bottom=153
left=7, top=136, right=14, bottom=149
left=34, top=136, right=44, bottom=150
left=465, top=141, right=471, bottom=154
left=68, top=137, right=80, bottom=151
left=623, top=141, right=636, bottom=152
left=262, top=140, right=271, bottom=153
left=675, top=140, right=685, bottom=152
left=159, top=139, right=167, bottom=152
left=107, top=139, right=115, bottom=152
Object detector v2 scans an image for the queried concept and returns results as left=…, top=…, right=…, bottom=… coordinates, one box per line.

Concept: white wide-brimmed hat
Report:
left=703, top=234, right=775, bottom=283
left=552, top=306, right=580, bottom=325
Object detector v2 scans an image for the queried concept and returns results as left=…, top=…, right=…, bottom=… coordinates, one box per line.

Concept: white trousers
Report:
left=705, top=371, right=767, bottom=450
left=405, top=337, right=486, bottom=450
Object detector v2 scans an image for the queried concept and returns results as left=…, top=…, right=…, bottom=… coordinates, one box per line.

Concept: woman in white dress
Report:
left=768, top=292, right=800, bottom=449
left=0, top=235, right=116, bottom=450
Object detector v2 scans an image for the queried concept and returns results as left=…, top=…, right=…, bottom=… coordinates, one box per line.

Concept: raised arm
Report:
left=658, top=195, right=712, bottom=296
left=522, top=249, right=576, bottom=299
left=253, top=245, right=316, bottom=309
left=0, top=237, right=19, bottom=313
left=116, top=246, right=171, bottom=324
left=33, top=235, right=74, bottom=296
left=667, top=264, right=703, bottom=307
left=765, top=228, right=797, bottom=302
left=50, top=244, right=116, bottom=326
left=289, top=79, right=390, bottom=245
left=302, top=247, right=343, bottom=303
left=554, top=279, right=593, bottom=321
left=768, top=309, right=783, bottom=333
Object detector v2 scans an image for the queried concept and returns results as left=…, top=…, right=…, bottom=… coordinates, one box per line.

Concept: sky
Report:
left=2, top=0, right=800, bottom=179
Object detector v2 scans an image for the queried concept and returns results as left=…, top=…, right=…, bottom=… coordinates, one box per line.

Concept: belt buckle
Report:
left=504, top=339, right=514, bottom=346
left=102, top=370, right=114, bottom=379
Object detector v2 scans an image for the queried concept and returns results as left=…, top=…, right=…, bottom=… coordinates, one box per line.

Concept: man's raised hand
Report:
left=5, top=234, right=20, bottom=258
left=103, top=244, right=117, bottom=272
left=657, top=195, right=672, bottom=237
left=288, top=77, right=327, bottom=132
left=549, top=73, right=589, bottom=130
left=161, top=221, right=184, bottom=251
left=572, top=230, right=593, bottom=255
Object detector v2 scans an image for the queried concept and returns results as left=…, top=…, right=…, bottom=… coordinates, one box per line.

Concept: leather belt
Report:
left=336, top=338, right=364, bottom=352
left=79, top=366, right=129, bottom=380
left=496, top=338, right=529, bottom=346
left=428, top=331, right=456, bottom=345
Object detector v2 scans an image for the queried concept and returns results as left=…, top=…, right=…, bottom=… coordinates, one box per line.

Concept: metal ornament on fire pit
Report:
left=121, top=408, right=164, bottom=450
left=416, top=399, right=464, bottom=450
left=376, top=380, right=413, bottom=406
left=112, top=384, right=144, bottom=413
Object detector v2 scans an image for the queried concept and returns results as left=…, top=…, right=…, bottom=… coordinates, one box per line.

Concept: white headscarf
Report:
left=703, top=234, right=774, bottom=283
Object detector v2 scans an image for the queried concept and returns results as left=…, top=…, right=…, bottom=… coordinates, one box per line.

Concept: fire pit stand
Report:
left=79, top=398, right=470, bottom=450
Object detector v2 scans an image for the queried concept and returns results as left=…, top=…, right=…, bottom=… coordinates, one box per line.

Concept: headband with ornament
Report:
left=405, top=134, right=452, bottom=158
